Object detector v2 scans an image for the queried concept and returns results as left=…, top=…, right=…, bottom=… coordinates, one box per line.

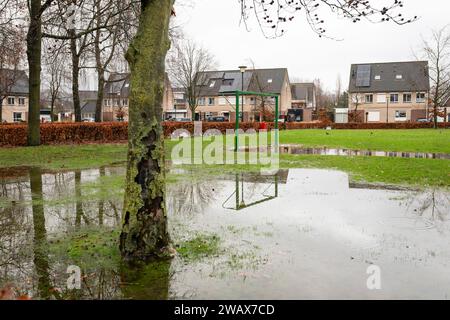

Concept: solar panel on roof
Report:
left=356, top=65, right=371, bottom=87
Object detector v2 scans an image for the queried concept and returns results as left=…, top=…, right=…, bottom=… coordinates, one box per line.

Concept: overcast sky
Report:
left=174, top=0, right=449, bottom=92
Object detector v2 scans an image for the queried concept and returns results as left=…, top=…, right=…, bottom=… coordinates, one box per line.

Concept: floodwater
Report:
left=244, top=145, right=450, bottom=160
left=0, top=166, right=449, bottom=300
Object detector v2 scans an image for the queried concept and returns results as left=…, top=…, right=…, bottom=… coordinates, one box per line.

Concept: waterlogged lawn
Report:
left=0, top=129, right=449, bottom=187
left=280, top=129, right=450, bottom=154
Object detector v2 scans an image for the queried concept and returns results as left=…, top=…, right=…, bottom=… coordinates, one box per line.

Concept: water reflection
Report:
left=167, top=179, right=220, bottom=217
left=408, top=190, right=450, bottom=232
left=243, top=145, right=450, bottom=160
left=0, top=166, right=449, bottom=299
left=222, top=171, right=288, bottom=211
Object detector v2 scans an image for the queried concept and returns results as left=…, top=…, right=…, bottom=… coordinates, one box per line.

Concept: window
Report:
left=222, top=79, right=233, bottom=86
left=267, top=79, right=273, bottom=83
left=219, top=96, right=234, bottom=105
left=104, top=99, right=110, bottom=106
left=395, top=111, right=407, bottom=121
left=390, top=94, right=399, bottom=103
left=367, top=111, right=380, bottom=122
left=416, top=92, right=426, bottom=103
left=7, top=97, right=15, bottom=105
left=365, top=94, right=373, bottom=104
left=396, top=74, right=403, bottom=80
left=208, top=80, right=216, bottom=88
left=198, top=97, right=206, bottom=105
left=403, top=93, right=412, bottom=103
left=18, top=97, right=25, bottom=105
left=13, top=112, right=22, bottom=122
left=376, top=94, right=386, bottom=103
left=122, top=99, right=128, bottom=106
left=174, top=93, right=184, bottom=100
left=114, top=99, right=119, bottom=106
left=374, top=75, right=381, bottom=80
left=208, top=97, right=215, bottom=105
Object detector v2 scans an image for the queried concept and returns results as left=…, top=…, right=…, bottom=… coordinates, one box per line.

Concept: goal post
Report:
left=233, top=90, right=280, bottom=152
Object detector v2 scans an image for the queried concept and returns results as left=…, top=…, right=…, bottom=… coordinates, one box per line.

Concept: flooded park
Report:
left=1, top=165, right=449, bottom=299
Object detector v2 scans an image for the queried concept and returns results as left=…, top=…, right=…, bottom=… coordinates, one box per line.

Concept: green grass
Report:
left=280, top=129, right=450, bottom=154
left=0, top=144, right=128, bottom=170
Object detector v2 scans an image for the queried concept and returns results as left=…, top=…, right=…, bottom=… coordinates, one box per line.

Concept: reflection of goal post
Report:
left=233, top=90, right=280, bottom=152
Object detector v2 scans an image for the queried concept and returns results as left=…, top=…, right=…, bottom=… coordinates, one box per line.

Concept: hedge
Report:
left=0, top=121, right=448, bottom=147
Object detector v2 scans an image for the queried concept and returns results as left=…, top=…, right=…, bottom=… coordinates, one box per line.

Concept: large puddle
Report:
left=0, top=166, right=449, bottom=299
left=244, top=145, right=450, bottom=160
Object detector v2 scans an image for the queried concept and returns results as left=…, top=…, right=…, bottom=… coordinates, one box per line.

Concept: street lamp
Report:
left=239, top=65, right=247, bottom=122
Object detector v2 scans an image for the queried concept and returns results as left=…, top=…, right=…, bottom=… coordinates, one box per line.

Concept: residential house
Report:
left=291, top=83, right=316, bottom=109
left=103, top=73, right=174, bottom=122
left=348, top=61, right=430, bottom=123
left=290, top=82, right=316, bottom=122
left=0, top=69, right=29, bottom=123
left=166, top=87, right=189, bottom=120
left=79, top=90, right=98, bottom=121
left=193, top=68, right=292, bottom=122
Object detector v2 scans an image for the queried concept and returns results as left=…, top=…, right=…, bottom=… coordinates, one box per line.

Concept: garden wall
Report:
left=0, top=121, right=448, bottom=147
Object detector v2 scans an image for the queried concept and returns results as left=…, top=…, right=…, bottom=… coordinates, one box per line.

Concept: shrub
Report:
left=0, top=121, right=448, bottom=147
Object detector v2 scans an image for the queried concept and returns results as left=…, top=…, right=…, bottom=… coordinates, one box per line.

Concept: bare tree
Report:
left=419, top=26, right=450, bottom=128
left=91, top=0, right=136, bottom=122
left=42, top=39, right=69, bottom=122
left=167, top=39, right=215, bottom=121
left=239, top=0, right=416, bottom=39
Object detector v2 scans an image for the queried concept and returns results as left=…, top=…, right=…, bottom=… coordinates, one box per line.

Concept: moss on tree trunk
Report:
left=26, top=0, right=43, bottom=146
left=119, top=0, right=173, bottom=261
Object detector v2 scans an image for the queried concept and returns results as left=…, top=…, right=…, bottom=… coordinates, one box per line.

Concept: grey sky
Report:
left=174, top=0, right=449, bottom=92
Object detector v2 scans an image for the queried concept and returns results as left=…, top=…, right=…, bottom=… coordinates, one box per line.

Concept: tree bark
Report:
left=119, top=0, right=173, bottom=261
left=0, top=98, right=3, bottom=123
left=70, top=32, right=82, bottom=123
left=95, top=72, right=105, bottom=122
left=26, top=0, right=43, bottom=146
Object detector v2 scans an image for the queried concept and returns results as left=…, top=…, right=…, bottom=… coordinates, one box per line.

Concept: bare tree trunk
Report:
left=95, top=72, right=105, bottom=122
left=0, top=98, right=3, bottom=123
left=119, top=0, right=173, bottom=261
left=26, top=0, right=43, bottom=146
left=70, top=31, right=82, bottom=122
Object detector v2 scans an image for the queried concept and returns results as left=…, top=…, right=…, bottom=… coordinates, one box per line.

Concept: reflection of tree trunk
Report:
left=29, top=167, right=51, bottom=299
left=98, top=167, right=105, bottom=226
left=75, top=171, right=88, bottom=229
left=120, top=261, right=171, bottom=300
left=120, top=0, right=172, bottom=260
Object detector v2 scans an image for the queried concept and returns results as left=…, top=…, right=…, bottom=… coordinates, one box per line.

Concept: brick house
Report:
left=192, top=68, right=291, bottom=122
left=348, top=61, right=430, bottom=123
left=0, top=69, right=29, bottom=123
left=102, top=73, right=174, bottom=122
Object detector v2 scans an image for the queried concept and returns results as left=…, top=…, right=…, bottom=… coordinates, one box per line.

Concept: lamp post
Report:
left=386, top=94, right=389, bottom=123
left=239, top=65, right=247, bottom=122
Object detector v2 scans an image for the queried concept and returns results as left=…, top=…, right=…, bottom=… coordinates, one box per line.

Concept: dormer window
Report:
left=396, top=74, right=403, bottom=80
left=267, top=79, right=273, bottom=83
left=222, top=79, right=233, bottom=86
left=209, top=80, right=216, bottom=88
left=374, top=75, right=381, bottom=80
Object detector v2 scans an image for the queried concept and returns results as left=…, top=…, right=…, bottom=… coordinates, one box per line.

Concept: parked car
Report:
left=416, top=118, right=429, bottom=123
left=82, top=118, right=95, bottom=123
left=175, top=118, right=191, bottom=122
left=207, top=116, right=227, bottom=122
